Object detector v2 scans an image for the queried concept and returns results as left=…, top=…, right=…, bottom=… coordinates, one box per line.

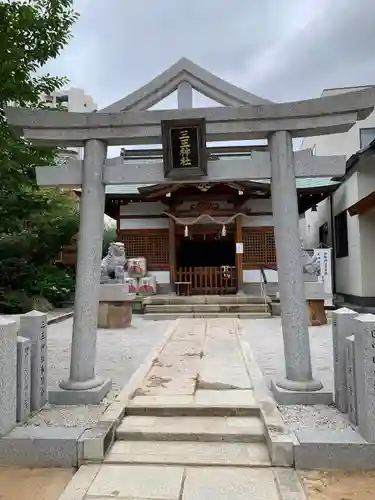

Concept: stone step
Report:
left=128, top=390, right=261, bottom=417
left=126, top=404, right=260, bottom=418
left=105, top=440, right=271, bottom=467
left=144, top=303, right=269, bottom=313
left=143, top=312, right=271, bottom=320
left=143, top=295, right=270, bottom=306
left=116, top=416, right=265, bottom=443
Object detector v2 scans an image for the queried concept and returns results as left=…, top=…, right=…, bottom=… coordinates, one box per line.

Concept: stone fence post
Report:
left=19, top=310, right=48, bottom=411
left=16, top=336, right=32, bottom=422
left=345, top=335, right=357, bottom=425
left=353, top=314, right=375, bottom=442
left=0, top=318, right=17, bottom=436
left=332, top=308, right=358, bottom=413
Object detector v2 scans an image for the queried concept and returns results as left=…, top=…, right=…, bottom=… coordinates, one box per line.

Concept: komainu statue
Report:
left=100, top=242, right=127, bottom=283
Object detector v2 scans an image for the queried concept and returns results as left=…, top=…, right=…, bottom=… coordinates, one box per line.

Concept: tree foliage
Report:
left=0, top=0, right=80, bottom=312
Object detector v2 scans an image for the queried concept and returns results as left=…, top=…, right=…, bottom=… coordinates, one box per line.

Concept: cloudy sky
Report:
left=45, top=0, right=375, bottom=111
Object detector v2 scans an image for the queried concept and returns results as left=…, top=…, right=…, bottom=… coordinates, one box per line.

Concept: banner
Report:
left=307, top=248, right=333, bottom=306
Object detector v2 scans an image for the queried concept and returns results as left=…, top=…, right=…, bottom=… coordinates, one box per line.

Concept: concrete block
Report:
left=294, top=428, right=375, bottom=470
left=270, top=380, right=333, bottom=405
left=87, top=464, right=184, bottom=499
left=0, top=318, right=17, bottom=437
left=78, top=421, right=115, bottom=462
left=331, top=308, right=357, bottom=413
left=19, top=310, right=48, bottom=411
left=304, top=281, right=327, bottom=299
left=266, top=429, right=295, bottom=467
left=182, top=467, right=281, bottom=500
left=0, top=426, right=83, bottom=467
left=49, top=378, right=112, bottom=405
left=98, top=301, right=132, bottom=328
left=99, top=283, right=131, bottom=301
left=273, top=469, right=308, bottom=500
left=353, top=314, right=375, bottom=442
left=57, top=464, right=101, bottom=500
left=16, top=336, right=31, bottom=422
left=346, top=335, right=357, bottom=425
left=105, top=440, right=271, bottom=467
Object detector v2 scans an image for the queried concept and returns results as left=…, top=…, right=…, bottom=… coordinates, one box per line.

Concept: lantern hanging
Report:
left=184, top=225, right=189, bottom=237
left=221, top=224, right=226, bottom=237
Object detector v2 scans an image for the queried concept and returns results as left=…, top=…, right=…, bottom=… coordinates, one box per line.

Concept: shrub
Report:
left=23, top=264, right=75, bottom=306
left=0, top=289, right=34, bottom=314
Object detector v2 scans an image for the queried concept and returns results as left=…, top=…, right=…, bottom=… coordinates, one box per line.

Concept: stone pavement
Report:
left=58, top=318, right=307, bottom=500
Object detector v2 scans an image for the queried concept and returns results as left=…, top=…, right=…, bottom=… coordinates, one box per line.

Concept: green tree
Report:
left=0, top=0, right=80, bottom=312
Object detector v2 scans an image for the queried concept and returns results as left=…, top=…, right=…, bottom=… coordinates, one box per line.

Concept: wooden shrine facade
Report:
left=101, top=179, right=338, bottom=294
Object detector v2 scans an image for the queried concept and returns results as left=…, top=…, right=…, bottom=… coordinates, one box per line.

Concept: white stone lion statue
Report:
left=100, top=242, right=127, bottom=283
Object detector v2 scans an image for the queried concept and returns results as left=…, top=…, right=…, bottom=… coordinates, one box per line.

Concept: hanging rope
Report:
left=163, top=211, right=251, bottom=225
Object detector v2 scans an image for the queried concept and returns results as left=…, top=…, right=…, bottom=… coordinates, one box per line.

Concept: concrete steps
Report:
left=143, top=294, right=271, bottom=319
left=143, top=295, right=269, bottom=305
left=126, top=403, right=260, bottom=417
left=144, top=312, right=271, bottom=320
left=145, top=303, right=268, bottom=313
left=116, top=415, right=265, bottom=443
left=105, top=440, right=271, bottom=467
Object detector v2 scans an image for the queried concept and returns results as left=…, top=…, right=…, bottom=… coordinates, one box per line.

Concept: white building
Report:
left=301, top=85, right=375, bottom=307
left=41, top=88, right=97, bottom=159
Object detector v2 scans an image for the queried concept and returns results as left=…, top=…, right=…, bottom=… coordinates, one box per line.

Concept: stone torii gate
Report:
left=6, top=58, right=375, bottom=405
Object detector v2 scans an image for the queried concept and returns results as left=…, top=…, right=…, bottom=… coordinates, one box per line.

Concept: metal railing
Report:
left=259, top=267, right=269, bottom=313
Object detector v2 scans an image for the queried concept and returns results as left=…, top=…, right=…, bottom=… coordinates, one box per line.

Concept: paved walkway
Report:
left=58, top=318, right=307, bottom=500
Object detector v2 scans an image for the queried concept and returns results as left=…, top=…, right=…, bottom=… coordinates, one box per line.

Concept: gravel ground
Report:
left=26, top=316, right=170, bottom=427
left=242, top=317, right=353, bottom=432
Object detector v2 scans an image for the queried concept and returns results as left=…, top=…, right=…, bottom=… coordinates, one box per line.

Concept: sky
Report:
left=45, top=0, right=375, bottom=111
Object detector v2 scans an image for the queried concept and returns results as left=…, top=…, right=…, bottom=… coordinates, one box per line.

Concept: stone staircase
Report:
left=105, top=396, right=271, bottom=468
left=143, top=294, right=271, bottom=320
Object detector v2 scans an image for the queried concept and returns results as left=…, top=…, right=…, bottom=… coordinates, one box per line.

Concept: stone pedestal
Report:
left=19, top=310, right=47, bottom=411
left=97, top=284, right=134, bottom=329
left=98, top=302, right=132, bottom=328
left=307, top=300, right=327, bottom=326
left=269, top=131, right=322, bottom=401
left=0, top=318, right=17, bottom=437
left=353, top=314, right=375, bottom=442
left=16, top=336, right=31, bottom=422
left=331, top=308, right=358, bottom=413
left=345, top=335, right=357, bottom=425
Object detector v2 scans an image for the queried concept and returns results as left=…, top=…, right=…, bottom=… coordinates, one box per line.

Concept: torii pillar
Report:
left=50, top=139, right=112, bottom=405
left=269, top=131, right=324, bottom=404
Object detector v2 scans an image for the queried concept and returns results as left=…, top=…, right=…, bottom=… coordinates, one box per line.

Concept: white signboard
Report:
left=236, top=242, right=244, bottom=254
left=305, top=248, right=333, bottom=306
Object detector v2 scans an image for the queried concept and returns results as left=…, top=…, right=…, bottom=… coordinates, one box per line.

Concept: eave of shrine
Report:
left=97, top=178, right=340, bottom=219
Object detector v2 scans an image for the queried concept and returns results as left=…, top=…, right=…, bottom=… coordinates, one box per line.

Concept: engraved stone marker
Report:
left=345, top=335, right=357, bottom=425
left=353, top=314, right=375, bottom=442
left=16, top=336, right=32, bottom=422
left=332, top=308, right=358, bottom=413
left=0, top=317, right=17, bottom=436
left=19, top=310, right=48, bottom=411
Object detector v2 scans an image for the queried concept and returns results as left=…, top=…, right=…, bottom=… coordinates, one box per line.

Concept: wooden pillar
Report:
left=169, top=218, right=176, bottom=294
left=235, top=216, right=244, bottom=293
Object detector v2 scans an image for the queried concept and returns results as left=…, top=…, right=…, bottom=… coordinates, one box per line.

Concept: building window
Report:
left=335, top=211, right=348, bottom=258
left=56, top=94, right=69, bottom=104
left=360, top=128, right=375, bottom=149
